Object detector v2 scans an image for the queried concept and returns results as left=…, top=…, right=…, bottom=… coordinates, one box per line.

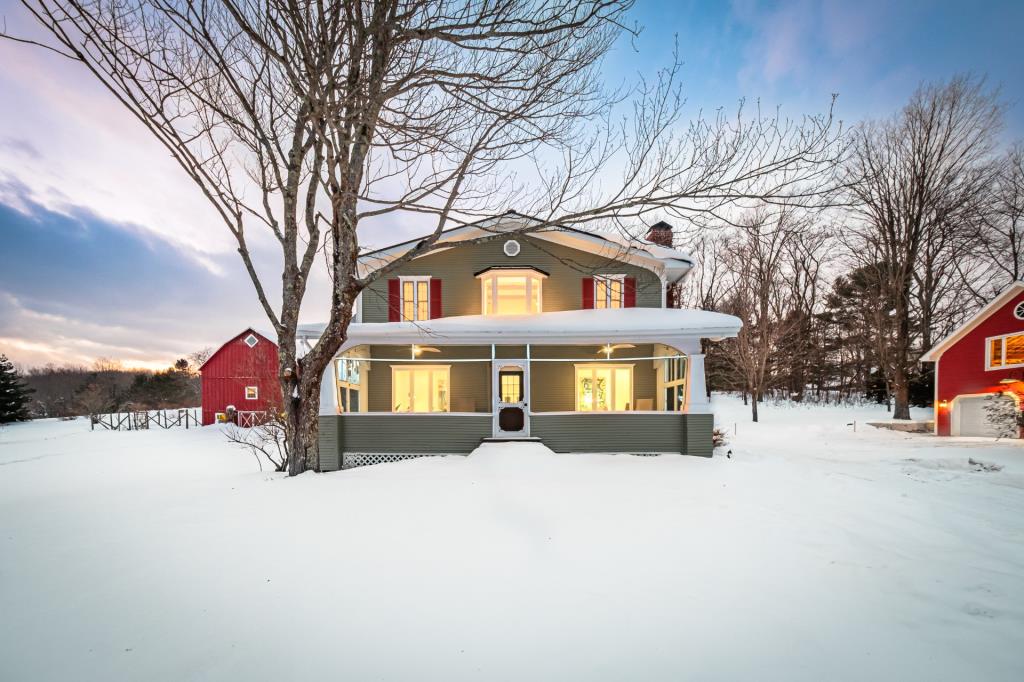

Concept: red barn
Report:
left=922, top=281, right=1024, bottom=437
left=199, top=329, right=281, bottom=426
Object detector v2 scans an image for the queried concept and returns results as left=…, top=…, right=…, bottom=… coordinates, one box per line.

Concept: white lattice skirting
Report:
left=341, top=453, right=446, bottom=470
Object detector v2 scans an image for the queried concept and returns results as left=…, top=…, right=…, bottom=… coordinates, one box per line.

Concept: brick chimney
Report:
left=645, top=220, right=673, bottom=247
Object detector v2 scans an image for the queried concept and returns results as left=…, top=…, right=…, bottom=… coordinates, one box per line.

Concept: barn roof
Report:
left=199, top=328, right=277, bottom=372
left=921, top=281, right=1024, bottom=362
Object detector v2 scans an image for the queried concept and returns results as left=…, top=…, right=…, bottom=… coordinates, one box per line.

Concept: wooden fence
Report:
left=91, top=408, right=201, bottom=431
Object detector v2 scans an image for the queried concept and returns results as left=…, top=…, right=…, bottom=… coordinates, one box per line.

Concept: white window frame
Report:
left=391, top=364, right=451, bottom=413
left=244, top=333, right=259, bottom=348
left=335, top=358, right=364, bottom=413
left=244, top=386, right=258, bottom=400
left=660, top=356, right=688, bottom=411
left=478, top=269, right=546, bottom=315
left=594, top=274, right=626, bottom=309
left=573, top=363, right=634, bottom=412
left=985, top=331, right=1024, bottom=370
left=399, top=276, right=431, bottom=321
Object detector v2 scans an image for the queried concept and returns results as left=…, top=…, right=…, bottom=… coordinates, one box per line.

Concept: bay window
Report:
left=575, top=364, right=633, bottom=411
left=478, top=268, right=545, bottom=315
left=392, top=365, right=450, bottom=412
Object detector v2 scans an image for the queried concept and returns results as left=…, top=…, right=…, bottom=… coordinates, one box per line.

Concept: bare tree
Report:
left=844, top=74, right=1004, bottom=419
left=975, top=145, right=1024, bottom=291
left=6, top=0, right=841, bottom=473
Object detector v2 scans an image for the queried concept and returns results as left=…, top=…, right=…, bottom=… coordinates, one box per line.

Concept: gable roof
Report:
left=199, top=328, right=277, bottom=371
left=358, top=211, right=695, bottom=284
left=921, top=281, right=1024, bottom=362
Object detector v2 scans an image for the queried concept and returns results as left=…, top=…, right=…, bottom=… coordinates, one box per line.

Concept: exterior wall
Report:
left=361, top=235, right=662, bottom=322
left=318, top=412, right=713, bottom=470
left=934, top=290, right=1024, bottom=436
left=200, top=330, right=280, bottom=425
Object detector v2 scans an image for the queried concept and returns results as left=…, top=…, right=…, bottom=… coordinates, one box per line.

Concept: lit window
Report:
left=575, top=364, right=633, bottom=411
left=661, top=356, right=688, bottom=411
left=392, top=365, right=450, bottom=412
left=988, top=332, right=1024, bottom=369
left=245, top=386, right=258, bottom=400
left=400, top=276, right=430, bottom=321
left=336, top=359, right=362, bottom=413
left=478, top=269, right=545, bottom=315
left=595, top=275, right=625, bottom=309
left=244, top=333, right=258, bottom=348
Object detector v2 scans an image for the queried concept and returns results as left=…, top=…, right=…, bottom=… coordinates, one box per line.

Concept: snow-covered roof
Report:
left=298, top=308, right=740, bottom=350
left=921, top=281, right=1024, bottom=362
left=358, top=211, right=695, bottom=284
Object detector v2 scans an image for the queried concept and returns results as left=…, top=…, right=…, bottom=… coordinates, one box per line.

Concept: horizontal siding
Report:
left=531, top=413, right=683, bottom=453
left=363, top=235, right=662, bottom=322
left=318, top=417, right=341, bottom=471
left=683, top=413, right=714, bottom=457
left=338, top=415, right=492, bottom=453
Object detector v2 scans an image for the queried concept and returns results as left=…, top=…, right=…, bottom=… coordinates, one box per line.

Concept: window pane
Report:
left=991, top=338, right=1004, bottom=367
left=578, top=370, right=593, bottom=411
left=496, top=276, right=528, bottom=314
left=610, top=279, right=622, bottom=308
left=1006, top=335, right=1024, bottom=365
left=394, top=370, right=411, bottom=412
left=417, top=281, right=429, bottom=320
left=432, top=371, right=449, bottom=412
left=532, top=279, right=542, bottom=313
left=403, top=281, right=414, bottom=321
left=413, top=370, right=430, bottom=412
left=484, top=279, right=494, bottom=314
left=614, top=368, right=632, bottom=410
left=594, top=367, right=612, bottom=411
left=595, top=279, right=608, bottom=309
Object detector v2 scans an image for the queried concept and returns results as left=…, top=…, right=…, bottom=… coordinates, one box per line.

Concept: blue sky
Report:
left=1, top=0, right=1022, bottom=367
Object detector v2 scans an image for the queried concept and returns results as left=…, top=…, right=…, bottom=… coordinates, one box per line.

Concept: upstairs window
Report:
left=594, top=275, right=625, bottom=309
left=401, top=276, right=431, bottom=321
left=477, top=268, right=545, bottom=315
left=987, top=332, right=1024, bottom=369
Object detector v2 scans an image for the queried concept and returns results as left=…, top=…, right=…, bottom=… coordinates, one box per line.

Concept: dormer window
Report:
left=476, top=267, right=546, bottom=315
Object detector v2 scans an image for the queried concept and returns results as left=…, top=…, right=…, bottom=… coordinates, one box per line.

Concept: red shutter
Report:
left=624, top=276, right=636, bottom=307
left=430, top=279, right=442, bottom=319
left=582, top=277, right=594, bottom=309
left=387, top=279, right=400, bottom=322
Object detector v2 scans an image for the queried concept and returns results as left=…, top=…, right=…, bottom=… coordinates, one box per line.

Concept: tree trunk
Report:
left=751, top=393, right=759, bottom=422
left=284, top=356, right=330, bottom=475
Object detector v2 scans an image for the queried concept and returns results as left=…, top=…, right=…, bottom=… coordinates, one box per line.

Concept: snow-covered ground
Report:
left=1, top=396, right=1022, bottom=681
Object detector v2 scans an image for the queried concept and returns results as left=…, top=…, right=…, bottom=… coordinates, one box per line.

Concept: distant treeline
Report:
left=22, top=350, right=210, bottom=418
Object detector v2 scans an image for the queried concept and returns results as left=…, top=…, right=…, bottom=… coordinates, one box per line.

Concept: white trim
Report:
left=244, top=386, right=258, bottom=400
left=390, top=364, right=451, bottom=413
left=503, top=239, right=521, bottom=257
left=922, top=281, right=1024, bottom=361
left=243, top=333, right=259, bottom=348
left=984, top=331, right=1024, bottom=370
left=492, top=359, right=530, bottom=436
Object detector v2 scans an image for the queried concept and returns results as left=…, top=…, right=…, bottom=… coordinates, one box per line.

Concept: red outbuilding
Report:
left=199, top=329, right=281, bottom=426
left=922, top=281, right=1024, bottom=437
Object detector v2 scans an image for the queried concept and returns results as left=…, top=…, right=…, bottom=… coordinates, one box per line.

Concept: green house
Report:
left=302, top=213, right=742, bottom=470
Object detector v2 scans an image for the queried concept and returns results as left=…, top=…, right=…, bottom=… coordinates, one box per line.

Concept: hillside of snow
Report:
left=1, top=396, right=1022, bottom=681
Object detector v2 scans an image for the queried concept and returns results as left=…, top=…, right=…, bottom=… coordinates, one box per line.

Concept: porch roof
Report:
left=300, top=307, right=741, bottom=349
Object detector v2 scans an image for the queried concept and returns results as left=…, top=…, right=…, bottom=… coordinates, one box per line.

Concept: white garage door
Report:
left=953, top=395, right=1016, bottom=437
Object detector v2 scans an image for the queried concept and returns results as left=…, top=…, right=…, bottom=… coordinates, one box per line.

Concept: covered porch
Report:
left=312, top=308, right=740, bottom=468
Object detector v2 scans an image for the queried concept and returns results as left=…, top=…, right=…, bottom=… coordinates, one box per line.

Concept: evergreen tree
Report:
left=0, top=354, right=34, bottom=423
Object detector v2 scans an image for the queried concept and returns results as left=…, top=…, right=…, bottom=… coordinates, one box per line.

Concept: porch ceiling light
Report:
left=599, top=342, right=636, bottom=359
left=412, top=345, right=440, bottom=357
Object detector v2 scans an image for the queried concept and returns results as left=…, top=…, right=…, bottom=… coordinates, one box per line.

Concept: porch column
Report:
left=318, top=364, right=338, bottom=415
left=685, top=353, right=710, bottom=414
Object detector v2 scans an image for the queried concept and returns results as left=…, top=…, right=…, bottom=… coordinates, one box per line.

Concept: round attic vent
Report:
left=1015, top=301, right=1024, bottom=321
left=503, top=239, right=521, bottom=257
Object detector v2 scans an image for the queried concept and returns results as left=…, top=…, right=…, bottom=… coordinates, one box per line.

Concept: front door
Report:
left=492, top=361, right=529, bottom=436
